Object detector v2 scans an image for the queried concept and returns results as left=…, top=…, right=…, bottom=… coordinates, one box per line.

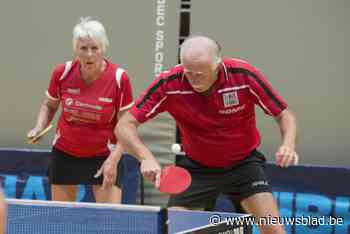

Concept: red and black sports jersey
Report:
left=130, top=58, right=287, bottom=167
left=47, top=59, right=133, bottom=157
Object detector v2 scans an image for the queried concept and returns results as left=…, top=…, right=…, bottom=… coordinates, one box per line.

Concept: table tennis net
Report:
left=6, top=199, right=166, bottom=234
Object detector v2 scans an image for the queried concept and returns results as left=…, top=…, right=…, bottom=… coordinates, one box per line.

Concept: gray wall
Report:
left=0, top=0, right=179, bottom=205
left=0, top=0, right=348, bottom=205
left=0, top=0, right=178, bottom=158
left=191, top=0, right=349, bottom=166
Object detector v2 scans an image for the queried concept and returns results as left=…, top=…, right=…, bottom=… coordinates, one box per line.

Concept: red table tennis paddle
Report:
left=158, top=165, right=192, bottom=194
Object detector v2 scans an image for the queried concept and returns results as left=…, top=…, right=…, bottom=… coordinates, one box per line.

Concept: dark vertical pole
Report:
left=176, top=0, right=191, bottom=163
left=178, top=0, right=192, bottom=63
left=160, top=207, right=168, bottom=234
left=140, top=171, right=144, bottom=205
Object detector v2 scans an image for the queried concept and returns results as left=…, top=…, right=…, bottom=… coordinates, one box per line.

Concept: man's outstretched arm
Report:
left=116, top=112, right=162, bottom=187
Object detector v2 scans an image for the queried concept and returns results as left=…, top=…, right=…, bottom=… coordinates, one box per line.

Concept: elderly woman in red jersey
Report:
left=27, top=17, right=133, bottom=203
left=117, top=35, right=299, bottom=233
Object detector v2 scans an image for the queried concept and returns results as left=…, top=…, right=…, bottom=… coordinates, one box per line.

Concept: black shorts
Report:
left=48, top=147, right=123, bottom=186
left=168, top=150, right=271, bottom=210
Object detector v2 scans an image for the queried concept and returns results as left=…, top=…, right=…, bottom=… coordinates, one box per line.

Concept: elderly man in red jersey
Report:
left=117, top=35, right=298, bottom=234
left=28, top=17, right=133, bottom=204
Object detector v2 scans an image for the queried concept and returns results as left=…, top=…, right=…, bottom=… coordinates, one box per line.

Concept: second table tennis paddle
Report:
left=27, top=124, right=53, bottom=144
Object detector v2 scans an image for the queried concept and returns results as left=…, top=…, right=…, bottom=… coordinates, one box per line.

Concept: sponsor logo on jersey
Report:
left=67, top=88, right=80, bottom=95
left=219, top=104, right=246, bottom=115
left=65, top=98, right=73, bottom=106
left=75, top=101, right=102, bottom=110
left=99, top=97, right=113, bottom=103
left=222, top=91, right=239, bottom=107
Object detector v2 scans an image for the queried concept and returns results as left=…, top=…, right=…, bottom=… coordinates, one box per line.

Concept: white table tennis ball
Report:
left=171, top=143, right=182, bottom=154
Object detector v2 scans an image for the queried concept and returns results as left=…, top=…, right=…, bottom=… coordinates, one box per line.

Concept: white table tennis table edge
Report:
left=6, top=198, right=162, bottom=212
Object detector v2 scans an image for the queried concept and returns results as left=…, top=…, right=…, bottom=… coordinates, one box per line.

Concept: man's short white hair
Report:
left=72, top=17, right=109, bottom=53
left=180, top=35, right=222, bottom=66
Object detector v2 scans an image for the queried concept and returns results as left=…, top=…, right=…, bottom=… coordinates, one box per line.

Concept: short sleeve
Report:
left=118, top=71, right=133, bottom=111
left=246, top=65, right=287, bottom=116
left=46, top=64, right=65, bottom=101
left=129, top=76, right=167, bottom=123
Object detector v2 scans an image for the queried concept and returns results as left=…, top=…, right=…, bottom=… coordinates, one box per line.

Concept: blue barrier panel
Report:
left=215, top=163, right=350, bottom=234
left=0, top=148, right=140, bottom=204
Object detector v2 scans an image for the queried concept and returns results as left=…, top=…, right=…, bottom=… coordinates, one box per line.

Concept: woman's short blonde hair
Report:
left=72, top=17, right=109, bottom=53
